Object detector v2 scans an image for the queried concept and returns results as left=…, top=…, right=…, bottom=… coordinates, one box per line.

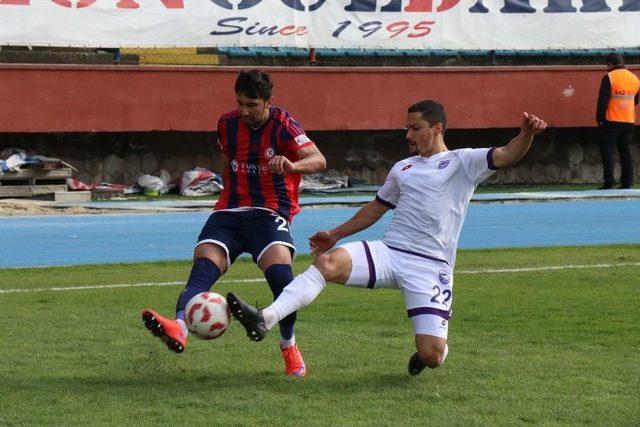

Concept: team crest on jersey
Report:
left=265, top=147, right=275, bottom=159
left=294, top=134, right=311, bottom=146
left=437, top=160, right=451, bottom=169
left=401, top=164, right=413, bottom=172
left=231, top=160, right=239, bottom=172
left=438, top=271, right=450, bottom=285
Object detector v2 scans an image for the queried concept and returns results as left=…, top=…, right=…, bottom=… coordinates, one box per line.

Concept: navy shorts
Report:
left=196, top=209, right=295, bottom=265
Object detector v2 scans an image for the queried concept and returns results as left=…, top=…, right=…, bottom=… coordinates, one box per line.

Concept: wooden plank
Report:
left=0, top=185, right=67, bottom=198
left=34, top=162, right=65, bottom=170
left=0, top=168, right=71, bottom=181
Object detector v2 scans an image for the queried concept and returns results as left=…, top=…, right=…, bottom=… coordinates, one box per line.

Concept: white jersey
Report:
left=376, top=148, right=497, bottom=267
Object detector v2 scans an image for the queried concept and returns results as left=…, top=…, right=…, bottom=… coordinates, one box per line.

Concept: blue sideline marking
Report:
left=0, top=199, right=639, bottom=268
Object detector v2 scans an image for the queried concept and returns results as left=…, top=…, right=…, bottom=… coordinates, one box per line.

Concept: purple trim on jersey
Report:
left=407, top=307, right=451, bottom=320
left=385, top=244, right=449, bottom=265
left=487, top=147, right=499, bottom=170
left=375, top=195, right=396, bottom=209
left=361, top=241, right=376, bottom=289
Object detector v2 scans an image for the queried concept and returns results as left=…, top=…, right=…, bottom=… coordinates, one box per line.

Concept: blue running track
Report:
left=1, top=199, right=639, bottom=268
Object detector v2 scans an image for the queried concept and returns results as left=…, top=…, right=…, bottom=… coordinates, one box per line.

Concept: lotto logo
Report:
left=295, top=134, right=311, bottom=146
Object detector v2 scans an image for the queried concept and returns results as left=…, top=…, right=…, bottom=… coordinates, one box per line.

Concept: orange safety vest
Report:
left=606, top=68, right=640, bottom=123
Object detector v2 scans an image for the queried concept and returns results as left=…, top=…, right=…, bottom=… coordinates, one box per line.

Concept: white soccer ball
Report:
left=185, top=292, right=230, bottom=339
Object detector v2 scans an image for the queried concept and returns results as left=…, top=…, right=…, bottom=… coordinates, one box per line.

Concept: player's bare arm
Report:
left=309, top=200, right=389, bottom=255
left=491, top=112, right=547, bottom=168
left=268, top=145, right=326, bottom=175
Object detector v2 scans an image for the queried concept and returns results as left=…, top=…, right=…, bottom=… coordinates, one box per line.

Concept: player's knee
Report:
left=313, top=253, right=334, bottom=279
left=417, top=346, right=445, bottom=369
left=313, top=253, right=342, bottom=283
left=194, top=243, right=227, bottom=272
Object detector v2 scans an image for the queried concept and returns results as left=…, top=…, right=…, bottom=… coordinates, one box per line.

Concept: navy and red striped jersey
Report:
left=214, top=106, right=315, bottom=222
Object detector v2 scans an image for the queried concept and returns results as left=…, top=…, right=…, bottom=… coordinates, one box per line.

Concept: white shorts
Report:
left=339, top=240, right=453, bottom=339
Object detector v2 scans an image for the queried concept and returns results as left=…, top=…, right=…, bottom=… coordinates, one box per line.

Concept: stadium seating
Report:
left=1, top=45, right=639, bottom=67
left=221, top=47, right=640, bottom=56
left=215, top=46, right=640, bottom=59
left=120, top=47, right=220, bottom=65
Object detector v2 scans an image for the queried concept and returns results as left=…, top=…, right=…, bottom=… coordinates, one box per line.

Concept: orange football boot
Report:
left=141, top=309, right=187, bottom=353
left=281, top=344, right=306, bottom=377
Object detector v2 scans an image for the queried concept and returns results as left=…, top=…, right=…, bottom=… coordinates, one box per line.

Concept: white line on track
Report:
left=0, top=262, right=638, bottom=295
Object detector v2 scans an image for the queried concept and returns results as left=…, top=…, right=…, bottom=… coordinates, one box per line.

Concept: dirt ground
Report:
left=0, top=200, right=114, bottom=216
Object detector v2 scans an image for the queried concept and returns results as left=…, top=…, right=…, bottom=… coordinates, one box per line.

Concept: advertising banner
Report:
left=0, top=0, right=638, bottom=50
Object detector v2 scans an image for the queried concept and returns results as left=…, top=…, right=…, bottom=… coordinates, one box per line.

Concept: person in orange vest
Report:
left=596, top=53, right=640, bottom=189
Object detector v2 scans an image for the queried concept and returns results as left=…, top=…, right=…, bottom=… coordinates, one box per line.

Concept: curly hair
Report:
left=235, top=69, right=273, bottom=100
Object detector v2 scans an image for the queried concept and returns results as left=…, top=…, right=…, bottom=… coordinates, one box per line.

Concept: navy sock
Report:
left=264, top=264, right=296, bottom=340
left=175, top=258, right=222, bottom=320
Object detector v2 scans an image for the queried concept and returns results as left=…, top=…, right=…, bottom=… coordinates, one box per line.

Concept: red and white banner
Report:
left=0, top=0, right=638, bottom=50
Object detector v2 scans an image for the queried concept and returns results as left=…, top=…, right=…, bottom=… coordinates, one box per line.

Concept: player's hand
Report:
left=521, top=112, right=547, bottom=136
left=268, top=156, right=297, bottom=175
left=309, top=231, right=338, bottom=256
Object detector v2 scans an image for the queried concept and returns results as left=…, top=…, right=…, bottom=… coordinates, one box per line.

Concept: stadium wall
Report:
left=1, top=65, right=639, bottom=185
left=2, top=64, right=637, bottom=132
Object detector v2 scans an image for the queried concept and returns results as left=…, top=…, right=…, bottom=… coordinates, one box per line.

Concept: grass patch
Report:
left=0, top=245, right=638, bottom=425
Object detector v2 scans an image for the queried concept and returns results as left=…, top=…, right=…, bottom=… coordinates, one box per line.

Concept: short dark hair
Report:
left=408, top=100, right=447, bottom=131
left=606, top=52, right=624, bottom=67
left=235, top=69, right=273, bottom=100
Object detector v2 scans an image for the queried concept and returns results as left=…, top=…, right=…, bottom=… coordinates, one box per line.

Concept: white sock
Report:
left=279, top=335, right=296, bottom=349
left=263, top=265, right=326, bottom=330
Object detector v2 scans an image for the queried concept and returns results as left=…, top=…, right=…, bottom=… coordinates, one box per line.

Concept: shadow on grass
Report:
left=6, top=369, right=417, bottom=395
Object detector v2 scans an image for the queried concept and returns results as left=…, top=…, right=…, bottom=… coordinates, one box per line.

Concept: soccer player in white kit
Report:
left=228, top=100, right=547, bottom=375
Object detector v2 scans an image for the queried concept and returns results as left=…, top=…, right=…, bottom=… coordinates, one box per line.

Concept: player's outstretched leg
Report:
left=141, top=309, right=187, bottom=353
left=226, top=292, right=268, bottom=342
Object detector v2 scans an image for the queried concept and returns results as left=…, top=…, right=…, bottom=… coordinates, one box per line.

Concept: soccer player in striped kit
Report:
left=228, top=100, right=547, bottom=376
left=142, top=69, right=326, bottom=377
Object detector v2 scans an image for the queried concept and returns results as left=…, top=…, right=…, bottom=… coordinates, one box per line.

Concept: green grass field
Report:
left=1, top=245, right=638, bottom=425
